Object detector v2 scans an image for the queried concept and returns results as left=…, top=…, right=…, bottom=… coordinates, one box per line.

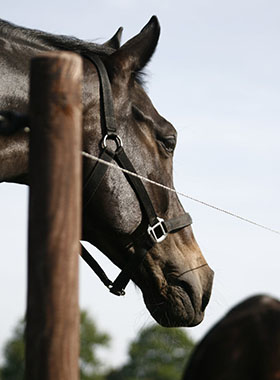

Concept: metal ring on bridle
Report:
left=102, top=133, right=123, bottom=150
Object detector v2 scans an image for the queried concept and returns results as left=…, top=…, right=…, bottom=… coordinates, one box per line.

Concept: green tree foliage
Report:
left=106, top=324, right=195, bottom=380
left=0, top=319, right=25, bottom=380
left=0, top=310, right=110, bottom=380
left=80, top=310, right=110, bottom=380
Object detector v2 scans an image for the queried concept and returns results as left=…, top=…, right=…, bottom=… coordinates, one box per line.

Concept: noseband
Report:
left=81, top=55, right=192, bottom=296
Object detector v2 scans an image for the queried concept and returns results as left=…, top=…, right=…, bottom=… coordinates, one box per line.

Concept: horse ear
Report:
left=107, top=16, right=160, bottom=76
left=103, top=27, right=123, bottom=49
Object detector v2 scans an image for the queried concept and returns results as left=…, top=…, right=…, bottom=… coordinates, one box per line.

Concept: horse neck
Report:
left=0, top=48, right=30, bottom=184
left=0, top=23, right=46, bottom=184
left=0, top=132, right=29, bottom=184
left=0, top=21, right=102, bottom=185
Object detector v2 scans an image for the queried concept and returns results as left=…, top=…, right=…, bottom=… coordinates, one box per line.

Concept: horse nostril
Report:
left=177, top=279, right=193, bottom=296
left=170, top=277, right=197, bottom=308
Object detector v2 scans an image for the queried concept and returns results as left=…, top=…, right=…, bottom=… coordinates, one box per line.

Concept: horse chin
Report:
left=142, top=285, right=205, bottom=328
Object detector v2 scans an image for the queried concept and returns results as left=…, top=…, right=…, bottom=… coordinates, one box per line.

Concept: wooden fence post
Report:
left=26, top=52, right=82, bottom=380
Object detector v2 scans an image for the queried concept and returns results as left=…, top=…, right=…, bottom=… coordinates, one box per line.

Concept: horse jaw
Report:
left=132, top=229, right=214, bottom=328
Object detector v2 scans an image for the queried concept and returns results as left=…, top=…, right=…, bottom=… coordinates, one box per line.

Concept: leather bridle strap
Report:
left=114, top=147, right=159, bottom=226
left=89, top=54, right=116, bottom=134
left=81, top=245, right=113, bottom=289
left=108, top=247, right=147, bottom=296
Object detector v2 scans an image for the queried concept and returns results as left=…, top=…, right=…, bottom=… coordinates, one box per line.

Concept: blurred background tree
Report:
left=0, top=319, right=24, bottom=380
left=0, top=314, right=195, bottom=380
left=106, top=324, right=195, bottom=380
left=0, top=310, right=110, bottom=380
left=80, top=310, right=110, bottom=380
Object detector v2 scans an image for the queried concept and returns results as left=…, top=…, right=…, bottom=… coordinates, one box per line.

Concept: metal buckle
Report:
left=147, top=217, right=168, bottom=244
left=102, top=133, right=123, bottom=151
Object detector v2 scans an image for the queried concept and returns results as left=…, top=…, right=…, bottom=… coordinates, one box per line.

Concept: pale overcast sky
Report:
left=0, top=0, right=279, bottom=367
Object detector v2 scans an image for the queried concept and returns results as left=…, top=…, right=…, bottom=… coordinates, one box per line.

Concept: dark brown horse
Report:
left=183, top=295, right=280, bottom=379
left=0, top=16, right=214, bottom=327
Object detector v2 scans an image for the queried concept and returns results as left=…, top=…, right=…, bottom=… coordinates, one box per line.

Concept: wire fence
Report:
left=82, top=151, right=280, bottom=236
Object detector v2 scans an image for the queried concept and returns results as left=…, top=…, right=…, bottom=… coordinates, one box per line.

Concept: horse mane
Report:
left=0, top=18, right=115, bottom=57
left=0, top=19, right=148, bottom=88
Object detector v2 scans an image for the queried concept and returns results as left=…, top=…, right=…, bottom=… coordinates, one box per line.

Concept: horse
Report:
left=183, top=295, right=280, bottom=379
left=0, top=16, right=214, bottom=328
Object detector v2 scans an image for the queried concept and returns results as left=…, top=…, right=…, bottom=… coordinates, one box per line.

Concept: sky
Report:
left=0, top=0, right=279, bottom=368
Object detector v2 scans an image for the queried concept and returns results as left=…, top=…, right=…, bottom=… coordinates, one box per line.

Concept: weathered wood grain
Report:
left=26, top=52, right=82, bottom=380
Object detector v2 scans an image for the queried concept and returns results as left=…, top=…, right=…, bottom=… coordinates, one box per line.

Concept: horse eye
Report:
left=161, top=136, right=176, bottom=153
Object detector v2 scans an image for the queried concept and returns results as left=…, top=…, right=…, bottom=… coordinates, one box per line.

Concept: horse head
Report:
left=82, top=17, right=214, bottom=327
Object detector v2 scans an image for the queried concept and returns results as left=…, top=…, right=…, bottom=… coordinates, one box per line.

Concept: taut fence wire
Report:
left=82, top=151, right=280, bottom=236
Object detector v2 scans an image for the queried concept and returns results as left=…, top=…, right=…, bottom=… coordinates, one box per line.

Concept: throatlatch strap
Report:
left=109, top=247, right=147, bottom=296
left=81, top=245, right=112, bottom=288
left=80, top=243, right=148, bottom=296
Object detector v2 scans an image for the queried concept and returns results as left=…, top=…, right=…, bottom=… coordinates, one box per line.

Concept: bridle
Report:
left=81, top=54, right=193, bottom=296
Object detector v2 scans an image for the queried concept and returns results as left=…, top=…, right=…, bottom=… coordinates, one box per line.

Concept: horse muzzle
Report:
left=140, top=260, right=214, bottom=327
